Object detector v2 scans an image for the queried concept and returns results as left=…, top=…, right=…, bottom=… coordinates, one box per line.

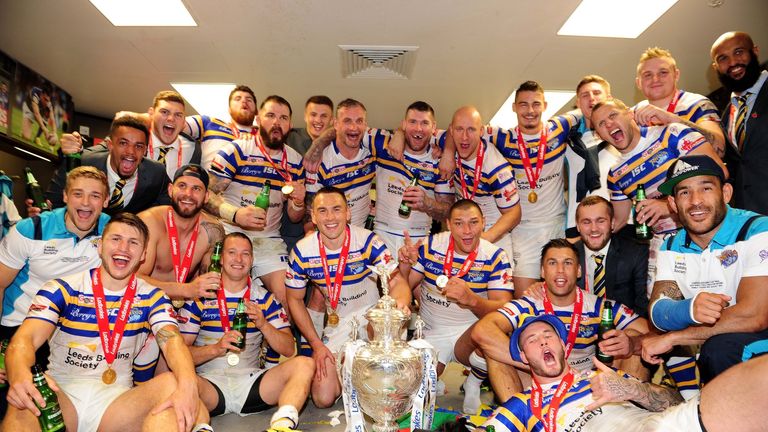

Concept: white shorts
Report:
left=648, top=396, right=703, bottom=432
left=22, top=101, right=34, bottom=121
left=202, top=368, right=268, bottom=416
left=249, top=237, right=289, bottom=278
left=424, top=322, right=473, bottom=365
left=374, top=229, right=427, bottom=258
left=132, top=333, right=159, bottom=383
left=56, top=378, right=131, bottom=432
left=323, top=309, right=369, bottom=354
left=511, top=220, right=564, bottom=279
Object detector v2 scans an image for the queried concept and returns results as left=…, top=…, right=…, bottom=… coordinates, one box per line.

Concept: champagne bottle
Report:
left=232, top=298, right=248, bottom=350
left=25, top=168, right=50, bottom=212
left=398, top=170, right=421, bottom=218
left=255, top=180, right=271, bottom=210
left=596, top=300, right=615, bottom=365
left=634, top=184, right=652, bottom=240
left=32, top=365, right=65, bottom=432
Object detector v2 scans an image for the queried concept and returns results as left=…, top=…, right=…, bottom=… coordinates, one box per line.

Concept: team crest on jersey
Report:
left=204, top=299, right=218, bottom=306
left=578, top=323, right=594, bottom=338
left=90, top=238, right=99, bottom=248
left=648, top=152, right=669, bottom=168
left=718, top=249, right=738, bottom=267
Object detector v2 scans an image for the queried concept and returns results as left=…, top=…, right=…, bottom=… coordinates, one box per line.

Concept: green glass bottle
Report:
left=232, top=298, right=248, bottom=350
left=486, top=426, right=496, bottom=432
left=255, top=180, right=271, bottom=210
left=65, top=152, right=82, bottom=172
left=25, top=168, right=50, bottom=212
left=208, top=242, right=223, bottom=273
left=398, top=170, right=421, bottom=218
left=634, top=184, right=652, bottom=240
left=0, top=339, right=8, bottom=389
left=32, top=364, right=65, bottom=432
left=596, top=300, right=615, bottom=365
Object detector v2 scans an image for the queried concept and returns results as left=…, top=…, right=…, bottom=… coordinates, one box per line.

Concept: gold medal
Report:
left=281, top=184, right=294, bottom=195
left=171, top=299, right=186, bottom=309
left=435, top=275, right=449, bottom=289
left=226, top=352, right=240, bottom=366
left=528, top=191, right=538, bottom=203
left=102, top=367, right=117, bottom=385
left=327, top=310, right=339, bottom=327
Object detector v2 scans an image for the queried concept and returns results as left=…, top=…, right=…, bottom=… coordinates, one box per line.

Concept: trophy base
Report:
left=371, top=421, right=399, bottom=432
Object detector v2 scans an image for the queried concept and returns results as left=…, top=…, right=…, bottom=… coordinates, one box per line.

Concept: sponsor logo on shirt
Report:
left=674, top=256, right=686, bottom=273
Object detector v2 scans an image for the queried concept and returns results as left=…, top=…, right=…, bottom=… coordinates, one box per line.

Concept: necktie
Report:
left=593, top=254, right=606, bottom=298
left=108, top=179, right=127, bottom=210
left=735, top=94, right=750, bottom=151
left=157, top=146, right=172, bottom=165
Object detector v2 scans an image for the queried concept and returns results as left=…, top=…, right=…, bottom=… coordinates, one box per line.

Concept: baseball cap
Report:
left=173, top=164, right=209, bottom=189
left=657, top=155, right=725, bottom=196
left=509, top=314, right=568, bottom=363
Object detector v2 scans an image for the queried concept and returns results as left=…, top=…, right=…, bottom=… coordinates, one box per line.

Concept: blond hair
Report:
left=637, top=47, right=677, bottom=74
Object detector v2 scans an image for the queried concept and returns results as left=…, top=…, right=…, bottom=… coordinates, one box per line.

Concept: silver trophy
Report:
left=339, top=262, right=425, bottom=432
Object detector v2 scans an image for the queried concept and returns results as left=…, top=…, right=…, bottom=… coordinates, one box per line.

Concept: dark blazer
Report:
left=721, top=77, right=768, bottom=214
left=47, top=144, right=171, bottom=215
left=576, top=235, right=649, bottom=317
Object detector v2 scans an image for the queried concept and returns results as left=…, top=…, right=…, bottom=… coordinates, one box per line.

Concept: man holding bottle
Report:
left=180, top=233, right=313, bottom=431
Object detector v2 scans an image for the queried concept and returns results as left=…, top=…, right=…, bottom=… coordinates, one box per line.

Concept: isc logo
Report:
left=631, top=165, right=645, bottom=177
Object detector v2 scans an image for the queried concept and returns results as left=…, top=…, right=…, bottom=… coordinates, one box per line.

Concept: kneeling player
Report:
left=180, top=233, right=314, bottom=430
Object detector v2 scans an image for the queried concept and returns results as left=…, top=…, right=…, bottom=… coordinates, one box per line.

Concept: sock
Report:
left=665, top=356, right=700, bottom=400
left=270, top=405, right=299, bottom=430
left=463, top=352, right=487, bottom=414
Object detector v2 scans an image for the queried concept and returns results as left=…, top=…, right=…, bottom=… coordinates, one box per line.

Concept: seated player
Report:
left=2, top=213, right=211, bottom=432
left=180, top=233, right=314, bottom=430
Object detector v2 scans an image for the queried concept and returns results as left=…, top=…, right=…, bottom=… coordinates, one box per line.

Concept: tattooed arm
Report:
left=198, top=217, right=225, bottom=270
left=204, top=174, right=266, bottom=231
left=154, top=325, right=200, bottom=431
left=587, top=358, right=683, bottom=412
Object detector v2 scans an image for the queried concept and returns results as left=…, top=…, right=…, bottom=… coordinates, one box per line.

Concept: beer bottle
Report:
left=255, top=180, right=271, bottom=210
left=232, top=298, right=248, bottom=350
left=0, top=339, right=8, bottom=389
left=65, top=152, right=82, bottom=172
left=32, top=364, right=65, bottom=432
left=208, top=242, right=223, bottom=273
left=486, top=426, right=496, bottom=432
left=365, top=199, right=376, bottom=230
left=398, top=170, right=421, bottom=218
left=634, top=184, right=652, bottom=240
left=25, top=168, right=50, bottom=212
left=596, top=300, right=615, bottom=365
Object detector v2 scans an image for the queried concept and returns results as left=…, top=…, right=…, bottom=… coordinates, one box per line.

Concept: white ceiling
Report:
left=0, top=0, right=765, bottom=129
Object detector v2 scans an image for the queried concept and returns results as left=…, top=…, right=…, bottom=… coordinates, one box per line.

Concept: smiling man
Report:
left=643, top=155, right=768, bottom=384
left=48, top=116, right=171, bottom=215
left=143, top=91, right=200, bottom=179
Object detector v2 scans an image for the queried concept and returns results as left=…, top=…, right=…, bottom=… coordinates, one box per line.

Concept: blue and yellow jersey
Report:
left=633, top=90, right=721, bottom=125
left=608, top=123, right=706, bottom=233
left=487, top=115, right=579, bottom=222
left=307, top=128, right=388, bottom=227
left=373, top=136, right=452, bottom=237
left=185, top=114, right=254, bottom=169
left=413, top=232, right=513, bottom=328
left=210, top=136, right=305, bottom=238
left=27, top=269, right=175, bottom=387
left=178, top=281, right=290, bottom=374
left=498, top=292, right=640, bottom=371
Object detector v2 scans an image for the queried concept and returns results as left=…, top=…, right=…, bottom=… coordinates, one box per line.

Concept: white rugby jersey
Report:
left=632, top=90, right=721, bottom=126
left=186, top=115, right=254, bottom=170
left=412, top=232, right=513, bottom=329
left=210, top=135, right=305, bottom=238
left=27, top=269, right=176, bottom=388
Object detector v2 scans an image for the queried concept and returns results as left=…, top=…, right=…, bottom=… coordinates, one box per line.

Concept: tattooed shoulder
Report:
left=201, top=219, right=225, bottom=245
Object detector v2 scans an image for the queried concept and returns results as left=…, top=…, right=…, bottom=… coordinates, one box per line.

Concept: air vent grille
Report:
left=339, top=45, right=418, bottom=79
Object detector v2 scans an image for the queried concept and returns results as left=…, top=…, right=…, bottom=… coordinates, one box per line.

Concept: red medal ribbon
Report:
left=91, top=267, right=138, bottom=369
left=442, top=236, right=479, bottom=279
left=515, top=127, right=548, bottom=191
left=166, top=208, right=201, bottom=284
left=229, top=122, right=258, bottom=140
left=530, top=369, right=576, bottom=432
left=148, top=126, right=183, bottom=170
left=542, top=285, right=583, bottom=359
left=217, top=279, right=252, bottom=332
left=253, top=133, right=292, bottom=184
left=456, top=141, right=485, bottom=200
left=318, top=226, right=351, bottom=311
left=665, top=90, right=681, bottom=113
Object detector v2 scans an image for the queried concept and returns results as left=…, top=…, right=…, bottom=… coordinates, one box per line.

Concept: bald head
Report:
left=711, top=31, right=755, bottom=59
left=450, top=106, right=484, bottom=160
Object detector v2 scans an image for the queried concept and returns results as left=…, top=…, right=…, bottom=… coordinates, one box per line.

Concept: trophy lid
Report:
left=365, top=294, right=408, bottom=323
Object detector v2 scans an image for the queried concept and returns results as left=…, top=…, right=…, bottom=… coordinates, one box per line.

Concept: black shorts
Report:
left=208, top=372, right=273, bottom=416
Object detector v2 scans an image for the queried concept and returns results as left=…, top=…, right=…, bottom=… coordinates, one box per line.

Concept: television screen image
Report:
left=0, top=52, right=12, bottom=136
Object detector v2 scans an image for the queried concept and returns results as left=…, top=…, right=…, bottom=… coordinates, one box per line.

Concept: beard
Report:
left=717, top=53, right=763, bottom=93
left=231, top=110, right=256, bottom=127
left=171, top=197, right=204, bottom=218
left=260, top=125, right=287, bottom=150
left=679, top=198, right=727, bottom=236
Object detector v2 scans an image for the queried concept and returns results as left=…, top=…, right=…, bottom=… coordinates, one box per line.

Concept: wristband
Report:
left=220, top=203, right=239, bottom=223
left=650, top=295, right=697, bottom=332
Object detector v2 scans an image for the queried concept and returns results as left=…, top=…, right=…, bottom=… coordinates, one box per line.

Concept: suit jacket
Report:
left=47, top=144, right=171, bottom=215
left=576, top=236, right=649, bottom=317
left=721, top=77, right=768, bottom=214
